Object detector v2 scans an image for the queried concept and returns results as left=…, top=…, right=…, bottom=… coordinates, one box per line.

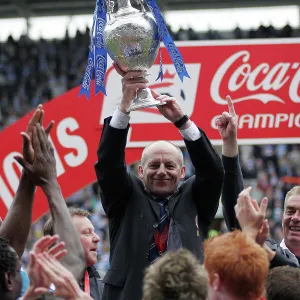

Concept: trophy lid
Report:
left=116, top=0, right=139, bottom=17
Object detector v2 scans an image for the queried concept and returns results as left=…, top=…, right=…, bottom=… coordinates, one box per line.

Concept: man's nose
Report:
left=291, top=211, right=300, bottom=222
left=93, top=233, right=100, bottom=242
left=157, top=164, right=167, bottom=175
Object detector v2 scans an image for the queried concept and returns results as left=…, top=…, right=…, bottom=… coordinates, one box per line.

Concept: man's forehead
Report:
left=144, top=143, right=180, bottom=158
left=72, top=215, right=94, bottom=229
left=286, top=195, right=300, bottom=208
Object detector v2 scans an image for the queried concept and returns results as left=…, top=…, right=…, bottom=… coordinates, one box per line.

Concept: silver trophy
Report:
left=104, top=0, right=164, bottom=112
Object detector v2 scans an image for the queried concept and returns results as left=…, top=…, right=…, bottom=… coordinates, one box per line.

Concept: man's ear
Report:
left=138, top=165, right=144, bottom=179
left=4, top=272, right=13, bottom=291
left=212, top=273, right=221, bottom=291
left=180, top=165, right=186, bottom=179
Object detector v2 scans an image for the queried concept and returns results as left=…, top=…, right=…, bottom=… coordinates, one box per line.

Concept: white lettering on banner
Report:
left=210, top=50, right=300, bottom=105
left=56, top=118, right=88, bottom=167
left=0, top=118, right=88, bottom=209
left=254, top=114, right=274, bottom=128
left=0, top=176, right=14, bottom=209
left=211, top=113, right=300, bottom=129
left=3, top=152, right=23, bottom=193
left=0, top=151, right=22, bottom=209
left=274, top=114, right=289, bottom=128
left=289, top=67, right=300, bottom=103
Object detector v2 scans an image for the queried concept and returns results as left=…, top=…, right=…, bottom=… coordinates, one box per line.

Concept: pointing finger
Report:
left=226, top=95, right=236, bottom=117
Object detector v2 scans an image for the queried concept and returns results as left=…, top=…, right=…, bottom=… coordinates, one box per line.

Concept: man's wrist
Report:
left=222, top=139, right=238, bottom=157
left=41, top=179, right=60, bottom=195
left=241, top=227, right=259, bottom=240
left=119, top=103, right=130, bottom=115
left=174, top=114, right=189, bottom=128
left=178, top=119, right=192, bottom=130
left=20, top=170, right=36, bottom=189
left=171, top=113, right=185, bottom=124
left=263, top=244, right=276, bottom=261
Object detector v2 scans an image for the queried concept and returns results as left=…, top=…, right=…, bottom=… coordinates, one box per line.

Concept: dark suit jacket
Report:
left=95, top=117, right=224, bottom=300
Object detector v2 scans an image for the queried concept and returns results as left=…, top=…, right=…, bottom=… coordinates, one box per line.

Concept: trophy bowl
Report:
left=103, top=0, right=164, bottom=112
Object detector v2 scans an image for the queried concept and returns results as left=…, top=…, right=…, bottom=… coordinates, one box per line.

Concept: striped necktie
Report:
left=148, top=199, right=170, bottom=263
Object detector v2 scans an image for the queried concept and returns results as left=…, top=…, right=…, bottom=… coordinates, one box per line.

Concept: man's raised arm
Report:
left=0, top=105, right=52, bottom=258
left=216, top=95, right=243, bottom=231
left=15, top=124, right=85, bottom=282
left=95, top=65, right=148, bottom=216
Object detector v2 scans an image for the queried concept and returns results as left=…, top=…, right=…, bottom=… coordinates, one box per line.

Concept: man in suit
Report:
left=95, top=65, right=224, bottom=300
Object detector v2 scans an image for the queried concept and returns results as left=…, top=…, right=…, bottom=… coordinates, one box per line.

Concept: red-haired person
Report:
left=204, top=230, right=269, bottom=300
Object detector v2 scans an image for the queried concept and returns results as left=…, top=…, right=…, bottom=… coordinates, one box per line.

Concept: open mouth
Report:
left=289, top=226, right=300, bottom=232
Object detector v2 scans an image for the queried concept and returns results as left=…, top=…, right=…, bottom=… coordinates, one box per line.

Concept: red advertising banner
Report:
left=1, top=39, right=300, bottom=221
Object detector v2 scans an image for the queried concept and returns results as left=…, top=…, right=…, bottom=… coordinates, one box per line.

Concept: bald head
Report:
left=138, top=140, right=186, bottom=197
left=141, top=141, right=184, bottom=167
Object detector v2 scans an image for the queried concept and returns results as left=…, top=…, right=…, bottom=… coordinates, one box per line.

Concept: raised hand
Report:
left=256, top=219, right=270, bottom=247
left=35, top=252, right=92, bottom=300
left=235, top=186, right=269, bottom=244
left=23, top=235, right=67, bottom=300
left=15, top=124, right=57, bottom=187
left=151, top=90, right=187, bottom=124
left=22, top=105, right=54, bottom=164
left=215, top=95, right=237, bottom=141
left=215, top=95, right=238, bottom=157
left=114, top=62, right=148, bottom=113
left=32, top=234, right=66, bottom=259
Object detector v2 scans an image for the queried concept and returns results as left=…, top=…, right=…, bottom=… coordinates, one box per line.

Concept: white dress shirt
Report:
left=109, top=108, right=201, bottom=141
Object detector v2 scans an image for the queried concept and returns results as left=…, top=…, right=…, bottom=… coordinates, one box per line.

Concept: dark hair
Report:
left=0, top=236, right=18, bottom=288
left=43, top=207, right=91, bottom=236
left=266, top=266, right=300, bottom=300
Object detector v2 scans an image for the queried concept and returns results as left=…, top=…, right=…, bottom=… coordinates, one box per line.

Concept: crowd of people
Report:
left=1, top=20, right=300, bottom=300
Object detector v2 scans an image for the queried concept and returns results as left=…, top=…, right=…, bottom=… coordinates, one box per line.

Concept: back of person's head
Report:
left=142, top=249, right=208, bottom=300
left=0, top=236, right=22, bottom=299
left=43, top=207, right=90, bottom=236
left=204, top=230, right=269, bottom=299
left=266, top=266, right=300, bottom=300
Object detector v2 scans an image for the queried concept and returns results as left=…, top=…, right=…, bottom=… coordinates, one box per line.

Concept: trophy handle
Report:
left=135, top=0, right=146, bottom=13
left=106, top=0, right=115, bottom=20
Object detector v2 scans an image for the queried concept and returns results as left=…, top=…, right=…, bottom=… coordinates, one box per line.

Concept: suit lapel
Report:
left=168, top=192, right=181, bottom=215
left=148, top=197, right=160, bottom=219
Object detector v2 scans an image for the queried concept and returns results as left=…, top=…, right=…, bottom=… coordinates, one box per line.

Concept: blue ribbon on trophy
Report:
left=145, top=0, right=190, bottom=82
left=95, top=0, right=107, bottom=96
left=79, top=0, right=107, bottom=99
left=155, top=46, right=164, bottom=82
left=79, top=0, right=189, bottom=101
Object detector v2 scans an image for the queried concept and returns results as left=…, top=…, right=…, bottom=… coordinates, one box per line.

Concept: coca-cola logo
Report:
left=211, top=50, right=300, bottom=105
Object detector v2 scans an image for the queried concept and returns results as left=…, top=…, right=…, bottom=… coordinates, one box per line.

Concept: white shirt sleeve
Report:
left=179, top=121, right=201, bottom=141
left=109, top=108, right=131, bottom=129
